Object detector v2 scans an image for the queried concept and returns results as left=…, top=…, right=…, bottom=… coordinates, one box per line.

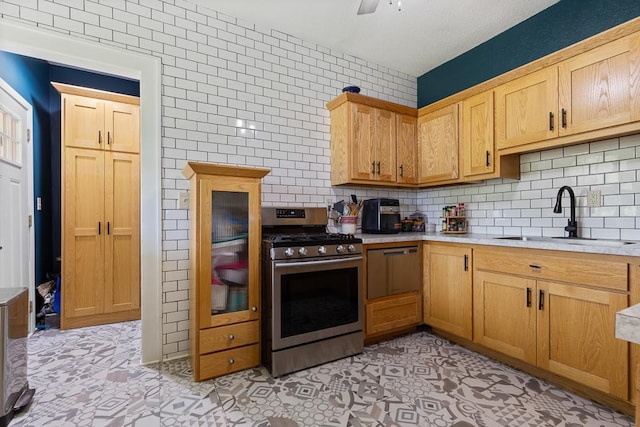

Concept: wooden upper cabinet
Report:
left=558, top=32, right=640, bottom=136
left=495, top=67, right=558, bottom=150
left=462, top=90, right=495, bottom=178
left=396, top=114, right=418, bottom=184
left=418, top=103, right=460, bottom=184
left=54, top=82, right=140, bottom=154
left=328, top=93, right=415, bottom=186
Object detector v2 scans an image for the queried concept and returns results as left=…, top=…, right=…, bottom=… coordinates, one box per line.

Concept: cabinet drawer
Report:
left=475, top=249, right=628, bottom=291
left=366, top=293, right=422, bottom=336
left=198, top=344, right=260, bottom=380
left=199, top=321, right=259, bottom=354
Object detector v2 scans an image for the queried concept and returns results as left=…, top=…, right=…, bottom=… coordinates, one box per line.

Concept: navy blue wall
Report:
left=0, top=50, right=138, bottom=304
left=417, top=0, right=640, bottom=107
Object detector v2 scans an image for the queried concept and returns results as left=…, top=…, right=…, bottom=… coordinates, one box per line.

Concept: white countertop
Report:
left=616, top=304, right=640, bottom=345
left=357, top=232, right=640, bottom=257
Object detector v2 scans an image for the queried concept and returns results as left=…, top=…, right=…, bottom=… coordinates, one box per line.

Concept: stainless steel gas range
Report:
left=261, top=207, right=364, bottom=377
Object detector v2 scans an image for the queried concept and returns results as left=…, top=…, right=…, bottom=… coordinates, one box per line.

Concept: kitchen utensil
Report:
left=351, top=194, right=358, bottom=204
left=333, top=201, right=345, bottom=214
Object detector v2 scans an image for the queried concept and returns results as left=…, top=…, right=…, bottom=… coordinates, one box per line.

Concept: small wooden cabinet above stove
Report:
left=182, top=162, right=269, bottom=381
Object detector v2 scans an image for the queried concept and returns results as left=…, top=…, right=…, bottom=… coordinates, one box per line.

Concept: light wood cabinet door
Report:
left=537, top=280, right=629, bottom=400
left=63, top=95, right=105, bottom=150
left=104, top=152, right=140, bottom=313
left=375, top=108, right=397, bottom=182
left=474, top=270, right=537, bottom=364
left=396, top=114, right=417, bottom=184
left=63, top=148, right=105, bottom=319
left=351, top=103, right=376, bottom=180
left=462, top=90, right=495, bottom=178
left=366, top=293, right=422, bottom=337
left=558, top=32, right=640, bottom=137
left=418, top=103, right=460, bottom=184
left=496, top=67, right=558, bottom=149
left=105, top=101, right=140, bottom=153
left=424, top=243, right=472, bottom=339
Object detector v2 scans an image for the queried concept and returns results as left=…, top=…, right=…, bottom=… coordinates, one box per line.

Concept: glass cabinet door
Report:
left=200, top=177, right=261, bottom=329
left=210, top=190, right=249, bottom=314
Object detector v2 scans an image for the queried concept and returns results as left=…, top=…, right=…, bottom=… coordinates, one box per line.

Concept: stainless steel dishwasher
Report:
left=367, top=245, right=420, bottom=299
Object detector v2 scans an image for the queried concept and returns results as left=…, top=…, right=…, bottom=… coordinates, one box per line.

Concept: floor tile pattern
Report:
left=9, top=322, right=634, bottom=426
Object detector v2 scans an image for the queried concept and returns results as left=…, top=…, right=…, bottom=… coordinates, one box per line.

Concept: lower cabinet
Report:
left=423, top=243, right=472, bottom=339
left=365, top=293, right=422, bottom=337
left=474, top=248, right=629, bottom=400
left=364, top=242, right=422, bottom=339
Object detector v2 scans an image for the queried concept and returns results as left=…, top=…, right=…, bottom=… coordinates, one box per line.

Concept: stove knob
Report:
left=336, top=245, right=345, bottom=254
left=318, top=246, right=327, bottom=255
left=284, top=248, right=294, bottom=257
left=347, top=244, right=357, bottom=253
left=298, top=247, right=308, bottom=256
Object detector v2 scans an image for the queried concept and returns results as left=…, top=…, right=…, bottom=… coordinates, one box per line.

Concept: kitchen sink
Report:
left=495, top=236, right=637, bottom=246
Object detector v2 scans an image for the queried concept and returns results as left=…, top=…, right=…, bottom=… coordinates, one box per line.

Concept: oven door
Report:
left=270, top=255, right=363, bottom=351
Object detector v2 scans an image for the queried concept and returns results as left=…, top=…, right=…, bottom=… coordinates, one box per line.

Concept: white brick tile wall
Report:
left=418, top=136, right=640, bottom=240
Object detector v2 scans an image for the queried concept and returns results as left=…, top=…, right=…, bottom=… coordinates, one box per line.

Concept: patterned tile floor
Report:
left=9, top=321, right=634, bottom=426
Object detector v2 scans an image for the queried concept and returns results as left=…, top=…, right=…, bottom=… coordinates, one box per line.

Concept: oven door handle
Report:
left=274, top=256, right=363, bottom=269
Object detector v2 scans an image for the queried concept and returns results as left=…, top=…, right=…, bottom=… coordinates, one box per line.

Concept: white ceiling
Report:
left=191, top=0, right=560, bottom=77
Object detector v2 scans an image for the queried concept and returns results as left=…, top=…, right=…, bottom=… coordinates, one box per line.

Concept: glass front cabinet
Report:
left=183, top=162, right=269, bottom=381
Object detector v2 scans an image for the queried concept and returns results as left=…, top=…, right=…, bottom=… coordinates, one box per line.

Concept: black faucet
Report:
left=553, top=186, right=577, bottom=238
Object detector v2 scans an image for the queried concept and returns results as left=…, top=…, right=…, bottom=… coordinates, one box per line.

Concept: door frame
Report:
left=0, top=19, right=163, bottom=364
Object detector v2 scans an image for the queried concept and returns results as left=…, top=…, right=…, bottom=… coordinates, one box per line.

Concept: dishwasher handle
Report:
left=383, top=247, right=418, bottom=256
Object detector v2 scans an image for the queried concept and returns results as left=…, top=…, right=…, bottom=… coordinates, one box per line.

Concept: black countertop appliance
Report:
left=361, top=198, right=401, bottom=234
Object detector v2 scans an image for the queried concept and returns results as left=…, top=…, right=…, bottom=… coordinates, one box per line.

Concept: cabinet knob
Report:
left=251, top=306, right=257, bottom=312
left=228, top=358, right=235, bottom=365
left=228, top=334, right=235, bottom=341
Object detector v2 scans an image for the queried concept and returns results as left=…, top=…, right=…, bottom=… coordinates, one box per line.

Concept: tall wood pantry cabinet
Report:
left=54, top=83, right=141, bottom=330
left=182, top=162, right=269, bottom=381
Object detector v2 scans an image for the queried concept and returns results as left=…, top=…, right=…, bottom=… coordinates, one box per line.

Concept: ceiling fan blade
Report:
left=357, top=0, right=380, bottom=15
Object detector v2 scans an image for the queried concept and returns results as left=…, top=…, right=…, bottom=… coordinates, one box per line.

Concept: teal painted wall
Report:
left=417, top=0, right=640, bottom=107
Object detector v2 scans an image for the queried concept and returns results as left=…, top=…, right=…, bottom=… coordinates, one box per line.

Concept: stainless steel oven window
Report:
left=270, top=256, right=363, bottom=350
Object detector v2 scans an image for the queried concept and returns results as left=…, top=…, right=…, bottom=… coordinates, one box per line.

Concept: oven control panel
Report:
left=269, top=243, right=362, bottom=260
left=276, top=209, right=306, bottom=218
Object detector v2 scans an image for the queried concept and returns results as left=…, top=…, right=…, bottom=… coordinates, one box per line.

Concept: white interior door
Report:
left=0, top=77, right=35, bottom=332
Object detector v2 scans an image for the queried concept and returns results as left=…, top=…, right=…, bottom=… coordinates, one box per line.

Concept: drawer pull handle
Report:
left=376, top=161, right=381, bottom=175
left=526, top=287, right=532, bottom=308
left=561, top=108, right=567, bottom=128
left=251, top=306, right=258, bottom=312
left=538, top=290, right=544, bottom=311
left=228, top=358, right=235, bottom=365
left=549, top=112, right=554, bottom=131
left=399, top=164, right=404, bottom=177
left=529, top=264, right=541, bottom=270
left=463, top=254, right=469, bottom=271
left=371, top=161, right=376, bottom=174
left=228, top=334, right=235, bottom=341
left=485, top=150, right=490, bottom=167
